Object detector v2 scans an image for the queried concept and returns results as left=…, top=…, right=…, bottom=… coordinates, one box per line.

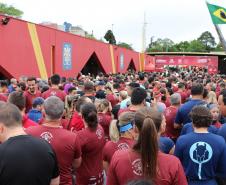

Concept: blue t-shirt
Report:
left=181, top=123, right=218, bottom=136
left=175, top=99, right=205, bottom=125
left=175, top=132, right=226, bottom=184
left=27, top=109, right=42, bottom=123
left=159, top=136, right=174, bottom=154
left=218, top=124, right=226, bottom=143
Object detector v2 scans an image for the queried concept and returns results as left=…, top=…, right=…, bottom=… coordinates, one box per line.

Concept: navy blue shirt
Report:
left=175, top=132, right=226, bottom=184
left=181, top=123, right=218, bottom=136
left=175, top=99, right=205, bottom=125
left=159, top=136, right=174, bottom=154
left=218, top=124, right=226, bottom=143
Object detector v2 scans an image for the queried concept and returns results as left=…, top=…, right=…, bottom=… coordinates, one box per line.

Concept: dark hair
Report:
left=139, top=73, right=145, bottom=81
left=0, top=80, right=8, bottom=87
left=191, top=83, right=204, bottom=96
left=68, top=87, right=76, bottom=94
left=50, top=74, right=61, bottom=85
left=27, top=76, right=36, bottom=83
left=127, top=180, right=153, bottom=185
left=0, top=102, right=22, bottom=128
left=18, top=82, right=26, bottom=91
left=131, top=87, right=147, bottom=105
left=178, top=82, right=185, bottom=89
left=75, top=97, right=90, bottom=112
left=81, top=103, right=98, bottom=129
left=8, top=91, right=26, bottom=111
left=203, top=88, right=208, bottom=99
left=113, top=83, right=120, bottom=89
left=190, top=106, right=212, bottom=128
left=84, top=82, right=94, bottom=93
left=128, top=82, right=140, bottom=89
left=133, top=108, right=160, bottom=179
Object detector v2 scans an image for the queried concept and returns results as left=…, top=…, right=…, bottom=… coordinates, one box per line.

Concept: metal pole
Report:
left=214, top=24, right=226, bottom=53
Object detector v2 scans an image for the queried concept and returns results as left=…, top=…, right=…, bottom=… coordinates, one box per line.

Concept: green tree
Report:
left=186, top=40, right=206, bottom=52
left=146, top=38, right=175, bottom=52
left=214, top=42, right=225, bottom=52
left=117, top=42, right=133, bottom=50
left=104, top=30, right=116, bottom=44
left=198, top=31, right=216, bottom=52
left=174, top=41, right=190, bottom=52
left=0, top=3, right=23, bottom=17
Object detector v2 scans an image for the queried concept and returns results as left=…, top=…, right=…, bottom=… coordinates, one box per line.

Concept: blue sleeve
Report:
left=159, top=137, right=175, bottom=154
left=175, top=108, right=183, bottom=125
left=167, top=138, right=175, bottom=153
left=216, top=141, right=226, bottom=178
left=180, top=125, right=187, bottom=136
left=208, top=125, right=218, bottom=135
left=174, top=137, right=184, bottom=162
left=218, top=125, right=226, bottom=143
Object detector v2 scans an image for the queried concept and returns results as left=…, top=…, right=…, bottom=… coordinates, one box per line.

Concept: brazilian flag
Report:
left=207, top=3, right=226, bottom=24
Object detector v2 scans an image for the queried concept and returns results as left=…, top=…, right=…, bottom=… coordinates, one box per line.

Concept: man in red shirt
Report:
left=42, top=74, right=66, bottom=101
left=24, top=77, right=42, bottom=112
left=26, top=96, right=82, bottom=185
left=8, top=91, right=37, bottom=128
left=164, top=93, right=181, bottom=142
left=177, top=82, right=187, bottom=103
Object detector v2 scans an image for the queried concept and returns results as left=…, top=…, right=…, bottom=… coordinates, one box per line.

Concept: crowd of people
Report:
left=0, top=67, right=226, bottom=185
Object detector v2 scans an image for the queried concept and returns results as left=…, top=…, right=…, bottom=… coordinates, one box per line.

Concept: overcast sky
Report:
left=2, top=0, right=226, bottom=51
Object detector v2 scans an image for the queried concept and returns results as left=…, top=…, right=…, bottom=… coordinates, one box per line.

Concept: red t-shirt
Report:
left=26, top=125, right=81, bottom=185
left=0, top=94, right=7, bottom=102
left=98, top=112, right=112, bottom=141
left=76, top=125, right=105, bottom=185
left=164, top=106, right=180, bottom=140
left=24, top=90, right=42, bottom=112
left=118, top=108, right=136, bottom=117
left=177, top=91, right=187, bottom=104
left=22, top=115, right=37, bottom=128
left=42, top=88, right=66, bottom=101
left=103, top=137, right=135, bottom=164
left=106, top=94, right=119, bottom=108
left=107, top=150, right=187, bottom=185
left=67, top=112, right=85, bottom=132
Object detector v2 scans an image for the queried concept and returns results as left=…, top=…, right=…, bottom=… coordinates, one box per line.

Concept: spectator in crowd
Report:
left=164, top=93, right=181, bottom=142
left=27, top=97, right=44, bottom=123
left=207, top=91, right=218, bottom=104
left=175, top=83, right=205, bottom=128
left=42, top=74, right=66, bottom=102
left=83, top=81, right=96, bottom=102
left=95, top=80, right=106, bottom=99
left=103, top=112, right=136, bottom=171
left=107, top=107, right=187, bottom=185
left=75, top=103, right=105, bottom=185
left=26, top=96, right=81, bottom=185
left=97, top=99, right=112, bottom=141
left=177, top=82, right=187, bottom=103
left=0, top=102, right=60, bottom=185
left=120, top=82, right=140, bottom=109
left=208, top=103, right=222, bottom=128
left=8, top=91, right=37, bottom=128
left=8, top=78, right=17, bottom=93
left=0, top=80, right=9, bottom=96
left=24, top=77, right=42, bottom=112
left=175, top=106, right=226, bottom=185
left=118, top=87, right=147, bottom=115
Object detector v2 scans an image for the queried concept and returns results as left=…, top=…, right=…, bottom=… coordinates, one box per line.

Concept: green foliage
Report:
left=117, top=42, right=133, bottom=50
left=104, top=30, right=116, bottom=44
left=197, top=31, right=216, bottom=52
left=0, top=3, right=23, bottom=18
left=146, top=31, right=224, bottom=53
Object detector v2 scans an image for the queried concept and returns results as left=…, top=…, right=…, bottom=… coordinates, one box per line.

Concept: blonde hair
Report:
left=119, top=91, right=128, bottom=100
left=109, top=112, right=135, bottom=141
left=96, top=99, right=110, bottom=113
left=207, top=91, right=218, bottom=104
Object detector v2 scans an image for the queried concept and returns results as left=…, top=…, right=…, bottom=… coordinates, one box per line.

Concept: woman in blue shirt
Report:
left=175, top=105, right=226, bottom=185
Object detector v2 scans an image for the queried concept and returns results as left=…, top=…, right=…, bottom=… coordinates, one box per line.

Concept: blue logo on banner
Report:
left=120, top=53, right=124, bottom=70
left=63, top=43, right=72, bottom=70
left=189, top=142, right=213, bottom=180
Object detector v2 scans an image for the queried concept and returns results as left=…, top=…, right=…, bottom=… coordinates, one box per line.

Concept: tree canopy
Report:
left=104, top=30, right=116, bottom=44
left=0, top=3, right=23, bottom=18
left=117, top=42, right=133, bottom=50
left=146, top=31, right=223, bottom=53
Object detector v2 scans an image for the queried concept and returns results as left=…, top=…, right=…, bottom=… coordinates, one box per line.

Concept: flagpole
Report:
left=214, top=24, right=226, bottom=52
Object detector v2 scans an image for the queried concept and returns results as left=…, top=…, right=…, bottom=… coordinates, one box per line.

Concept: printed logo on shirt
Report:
left=50, top=91, right=57, bottom=96
left=117, top=143, right=129, bottom=150
left=189, top=142, right=213, bottom=180
left=132, top=159, right=142, bottom=176
left=40, top=132, right=53, bottom=143
left=96, top=128, right=103, bottom=139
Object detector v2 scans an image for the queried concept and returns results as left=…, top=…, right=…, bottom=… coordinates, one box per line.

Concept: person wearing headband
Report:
left=103, top=112, right=136, bottom=172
